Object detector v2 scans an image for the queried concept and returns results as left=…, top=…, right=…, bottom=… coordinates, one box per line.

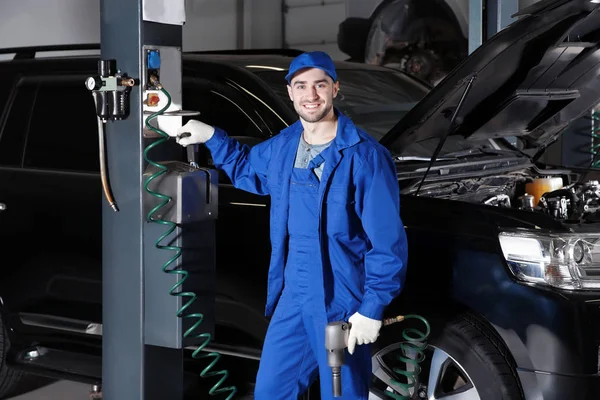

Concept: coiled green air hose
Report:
left=142, top=85, right=237, bottom=399
left=382, top=314, right=431, bottom=399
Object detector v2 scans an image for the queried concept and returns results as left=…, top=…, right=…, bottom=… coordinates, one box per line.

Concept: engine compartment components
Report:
left=516, top=193, right=535, bottom=211
left=536, top=180, right=600, bottom=223
left=487, top=178, right=600, bottom=223
left=483, top=194, right=511, bottom=208
left=525, top=177, right=563, bottom=207
left=410, top=170, right=600, bottom=224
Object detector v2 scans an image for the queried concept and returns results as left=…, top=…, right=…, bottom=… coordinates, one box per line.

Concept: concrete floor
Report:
left=2, top=354, right=259, bottom=399
left=4, top=379, right=257, bottom=400
left=3, top=373, right=256, bottom=400
left=7, top=380, right=90, bottom=400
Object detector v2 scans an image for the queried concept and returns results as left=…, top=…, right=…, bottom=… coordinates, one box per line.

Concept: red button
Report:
left=146, top=93, right=160, bottom=107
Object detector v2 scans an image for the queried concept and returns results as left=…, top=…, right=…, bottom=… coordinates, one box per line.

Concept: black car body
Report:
left=1, top=0, right=600, bottom=398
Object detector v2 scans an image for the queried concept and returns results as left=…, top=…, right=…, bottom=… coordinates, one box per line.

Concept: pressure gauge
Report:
left=85, top=76, right=102, bottom=91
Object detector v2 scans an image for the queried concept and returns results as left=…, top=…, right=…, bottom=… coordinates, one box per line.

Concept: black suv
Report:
left=2, top=1, right=600, bottom=399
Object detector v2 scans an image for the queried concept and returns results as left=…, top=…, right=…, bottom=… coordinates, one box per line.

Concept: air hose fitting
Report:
left=142, top=85, right=237, bottom=399
left=382, top=314, right=431, bottom=399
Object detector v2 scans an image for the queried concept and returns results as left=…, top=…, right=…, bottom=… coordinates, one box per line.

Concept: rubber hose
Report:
left=383, top=314, right=431, bottom=400
left=97, top=117, right=119, bottom=212
left=142, top=87, right=237, bottom=399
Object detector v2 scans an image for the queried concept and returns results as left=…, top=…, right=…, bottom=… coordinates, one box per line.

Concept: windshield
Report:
left=253, top=68, right=429, bottom=140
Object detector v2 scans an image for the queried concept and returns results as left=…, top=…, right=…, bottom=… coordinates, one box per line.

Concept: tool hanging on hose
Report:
left=85, top=59, right=136, bottom=212
left=325, top=314, right=430, bottom=398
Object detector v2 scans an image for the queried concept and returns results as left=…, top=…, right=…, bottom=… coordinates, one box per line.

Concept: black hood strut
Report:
left=415, top=73, right=477, bottom=196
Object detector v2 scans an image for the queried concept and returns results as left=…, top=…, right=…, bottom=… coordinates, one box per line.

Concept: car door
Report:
left=0, top=73, right=42, bottom=320
left=0, top=67, right=21, bottom=254
left=0, top=73, right=103, bottom=329
left=182, top=75, right=274, bottom=336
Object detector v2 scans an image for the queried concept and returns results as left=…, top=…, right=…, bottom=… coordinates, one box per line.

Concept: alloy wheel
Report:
left=369, top=343, right=481, bottom=400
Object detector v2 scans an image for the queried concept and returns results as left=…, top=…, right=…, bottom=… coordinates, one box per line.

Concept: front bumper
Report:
left=519, top=369, right=600, bottom=400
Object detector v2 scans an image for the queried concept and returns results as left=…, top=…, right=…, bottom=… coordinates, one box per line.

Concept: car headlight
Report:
left=498, top=231, right=600, bottom=290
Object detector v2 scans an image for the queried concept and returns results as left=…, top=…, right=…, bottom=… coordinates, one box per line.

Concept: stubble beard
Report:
left=295, top=101, right=333, bottom=123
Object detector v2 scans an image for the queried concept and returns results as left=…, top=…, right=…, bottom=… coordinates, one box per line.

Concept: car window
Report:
left=0, top=75, right=14, bottom=118
left=182, top=77, right=270, bottom=139
left=0, top=82, right=36, bottom=167
left=22, top=77, right=99, bottom=172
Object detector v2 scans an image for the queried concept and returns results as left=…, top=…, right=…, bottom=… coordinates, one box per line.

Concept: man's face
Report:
left=287, top=68, right=339, bottom=123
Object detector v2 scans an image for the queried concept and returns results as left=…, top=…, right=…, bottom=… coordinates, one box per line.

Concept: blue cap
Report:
left=285, top=51, right=337, bottom=84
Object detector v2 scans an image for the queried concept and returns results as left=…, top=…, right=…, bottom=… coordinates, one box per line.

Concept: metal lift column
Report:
left=98, top=1, right=217, bottom=399
left=468, top=0, right=519, bottom=54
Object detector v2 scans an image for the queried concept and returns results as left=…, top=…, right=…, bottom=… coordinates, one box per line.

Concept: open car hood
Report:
left=380, top=0, right=600, bottom=158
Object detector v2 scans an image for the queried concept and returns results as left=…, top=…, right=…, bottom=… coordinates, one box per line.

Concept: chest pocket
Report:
left=326, top=184, right=353, bottom=204
left=324, top=184, right=357, bottom=233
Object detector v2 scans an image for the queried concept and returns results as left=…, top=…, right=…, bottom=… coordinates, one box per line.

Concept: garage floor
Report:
left=4, top=357, right=258, bottom=399
left=6, top=379, right=89, bottom=400
left=5, top=379, right=259, bottom=399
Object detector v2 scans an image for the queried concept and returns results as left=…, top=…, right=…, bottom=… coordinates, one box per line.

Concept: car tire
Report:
left=432, top=313, right=523, bottom=399
left=0, top=316, right=24, bottom=399
left=371, top=312, right=524, bottom=399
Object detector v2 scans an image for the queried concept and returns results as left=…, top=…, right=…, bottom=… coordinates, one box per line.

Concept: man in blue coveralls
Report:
left=172, top=51, right=408, bottom=399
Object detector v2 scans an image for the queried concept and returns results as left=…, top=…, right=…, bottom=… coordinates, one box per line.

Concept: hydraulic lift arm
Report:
left=86, top=1, right=235, bottom=398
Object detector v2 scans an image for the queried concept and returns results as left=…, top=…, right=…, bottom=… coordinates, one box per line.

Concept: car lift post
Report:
left=468, top=0, right=518, bottom=54
left=98, top=1, right=216, bottom=399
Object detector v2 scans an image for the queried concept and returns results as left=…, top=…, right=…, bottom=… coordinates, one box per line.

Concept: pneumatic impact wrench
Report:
left=325, top=316, right=406, bottom=397
left=325, top=321, right=350, bottom=397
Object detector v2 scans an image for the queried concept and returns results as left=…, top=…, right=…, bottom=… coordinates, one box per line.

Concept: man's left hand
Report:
left=347, top=312, right=382, bottom=355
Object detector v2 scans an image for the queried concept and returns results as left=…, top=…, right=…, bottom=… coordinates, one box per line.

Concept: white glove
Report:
left=175, top=120, right=215, bottom=147
left=347, top=312, right=382, bottom=355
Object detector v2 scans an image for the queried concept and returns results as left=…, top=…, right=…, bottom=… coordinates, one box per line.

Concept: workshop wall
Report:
left=184, top=0, right=239, bottom=50
left=0, top=0, right=282, bottom=52
left=247, top=0, right=283, bottom=49
left=0, top=0, right=351, bottom=59
left=0, top=0, right=102, bottom=49
left=283, top=0, right=348, bottom=60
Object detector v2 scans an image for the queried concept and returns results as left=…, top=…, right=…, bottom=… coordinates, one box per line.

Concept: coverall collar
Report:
left=281, top=108, right=362, bottom=151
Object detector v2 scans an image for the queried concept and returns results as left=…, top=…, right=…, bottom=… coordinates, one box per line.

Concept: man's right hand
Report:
left=176, top=120, right=215, bottom=147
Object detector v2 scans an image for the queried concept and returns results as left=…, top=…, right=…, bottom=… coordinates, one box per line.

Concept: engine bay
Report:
left=409, top=171, right=600, bottom=224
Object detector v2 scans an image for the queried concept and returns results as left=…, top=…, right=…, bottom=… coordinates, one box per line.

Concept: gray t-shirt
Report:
left=294, top=134, right=333, bottom=180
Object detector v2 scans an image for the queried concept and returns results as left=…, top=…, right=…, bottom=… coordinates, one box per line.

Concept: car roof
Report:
left=0, top=45, right=432, bottom=91
left=182, top=53, right=400, bottom=74
left=0, top=45, right=411, bottom=75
